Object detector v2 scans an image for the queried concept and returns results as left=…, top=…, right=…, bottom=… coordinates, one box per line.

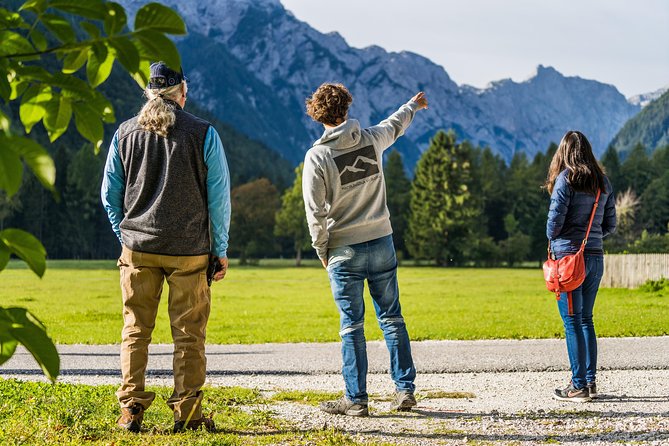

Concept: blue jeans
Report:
left=557, top=255, right=604, bottom=389
left=327, top=234, right=416, bottom=403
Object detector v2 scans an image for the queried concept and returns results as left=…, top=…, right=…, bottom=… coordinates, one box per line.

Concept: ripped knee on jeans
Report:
left=378, top=316, right=405, bottom=326
left=339, top=320, right=364, bottom=337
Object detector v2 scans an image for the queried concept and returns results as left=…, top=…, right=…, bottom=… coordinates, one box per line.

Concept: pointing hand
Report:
left=411, top=91, right=428, bottom=110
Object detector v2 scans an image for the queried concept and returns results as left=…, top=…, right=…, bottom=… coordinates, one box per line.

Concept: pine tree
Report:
left=639, top=171, right=669, bottom=235
left=621, top=143, right=654, bottom=195
left=407, top=130, right=479, bottom=266
left=471, top=146, right=507, bottom=242
left=601, top=145, right=625, bottom=192
left=275, top=164, right=310, bottom=266
left=384, top=151, right=411, bottom=258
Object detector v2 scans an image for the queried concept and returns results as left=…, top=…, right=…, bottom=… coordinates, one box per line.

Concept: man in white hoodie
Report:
left=302, top=83, right=428, bottom=416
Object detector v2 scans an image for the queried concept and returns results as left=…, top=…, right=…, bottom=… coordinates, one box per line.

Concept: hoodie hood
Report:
left=314, top=119, right=362, bottom=150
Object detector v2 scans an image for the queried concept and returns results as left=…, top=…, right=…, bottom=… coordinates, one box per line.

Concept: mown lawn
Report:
left=1, top=260, right=668, bottom=344
left=0, top=378, right=376, bottom=446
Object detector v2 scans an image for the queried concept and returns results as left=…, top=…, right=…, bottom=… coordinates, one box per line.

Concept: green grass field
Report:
left=1, top=260, right=668, bottom=344
left=0, top=378, right=376, bottom=445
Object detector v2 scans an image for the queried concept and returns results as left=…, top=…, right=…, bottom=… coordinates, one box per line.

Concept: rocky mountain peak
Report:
left=116, top=0, right=641, bottom=166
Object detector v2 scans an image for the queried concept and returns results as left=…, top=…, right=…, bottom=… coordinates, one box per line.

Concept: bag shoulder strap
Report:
left=581, top=189, right=602, bottom=248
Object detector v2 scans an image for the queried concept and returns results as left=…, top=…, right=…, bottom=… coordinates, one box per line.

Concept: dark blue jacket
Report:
left=546, top=169, right=617, bottom=258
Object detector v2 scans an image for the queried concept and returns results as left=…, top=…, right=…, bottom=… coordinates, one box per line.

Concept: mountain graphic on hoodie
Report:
left=334, top=145, right=380, bottom=185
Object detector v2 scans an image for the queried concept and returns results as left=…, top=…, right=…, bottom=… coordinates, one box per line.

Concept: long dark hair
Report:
left=545, top=130, right=606, bottom=194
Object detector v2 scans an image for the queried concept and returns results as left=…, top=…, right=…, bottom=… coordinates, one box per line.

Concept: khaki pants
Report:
left=115, top=246, right=210, bottom=421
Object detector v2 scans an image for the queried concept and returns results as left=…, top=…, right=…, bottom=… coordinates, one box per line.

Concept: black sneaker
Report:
left=319, top=396, right=369, bottom=417
left=390, top=391, right=417, bottom=411
left=553, top=383, right=591, bottom=403
left=586, top=382, right=597, bottom=399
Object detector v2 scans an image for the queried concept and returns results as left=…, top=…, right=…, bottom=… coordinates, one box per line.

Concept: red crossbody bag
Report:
left=543, top=189, right=601, bottom=314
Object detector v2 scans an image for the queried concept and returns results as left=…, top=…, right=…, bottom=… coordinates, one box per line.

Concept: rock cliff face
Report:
left=119, top=0, right=640, bottom=166
left=628, top=86, right=669, bottom=108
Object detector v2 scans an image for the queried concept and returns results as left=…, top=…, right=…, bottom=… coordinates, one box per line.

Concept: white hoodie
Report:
left=302, top=100, right=420, bottom=260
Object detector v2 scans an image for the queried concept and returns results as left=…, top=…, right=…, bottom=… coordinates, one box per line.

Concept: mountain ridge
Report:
left=118, top=0, right=641, bottom=166
left=610, top=90, right=669, bottom=155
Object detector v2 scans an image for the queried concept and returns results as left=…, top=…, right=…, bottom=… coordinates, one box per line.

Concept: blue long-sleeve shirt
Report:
left=101, top=126, right=231, bottom=258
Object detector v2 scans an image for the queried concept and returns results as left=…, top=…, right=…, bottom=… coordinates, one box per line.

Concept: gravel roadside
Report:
left=2, top=338, right=668, bottom=445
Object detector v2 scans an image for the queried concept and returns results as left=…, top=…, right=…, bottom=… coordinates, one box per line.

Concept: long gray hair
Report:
left=137, top=81, right=187, bottom=137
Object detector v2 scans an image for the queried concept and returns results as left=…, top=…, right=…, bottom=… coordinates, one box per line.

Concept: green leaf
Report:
left=134, top=30, right=181, bottom=73
left=2, top=307, right=59, bottom=382
left=108, top=36, right=139, bottom=73
left=50, top=73, right=95, bottom=101
left=49, top=0, right=105, bottom=20
left=29, top=29, right=47, bottom=52
left=0, top=145, right=23, bottom=197
left=19, top=0, right=46, bottom=13
left=61, top=48, right=88, bottom=74
left=104, top=2, right=127, bottom=35
left=0, top=321, right=19, bottom=366
left=41, top=13, right=76, bottom=43
left=73, top=102, right=103, bottom=150
left=0, top=109, right=9, bottom=132
left=9, top=80, right=28, bottom=101
left=0, top=242, right=9, bottom=270
left=86, top=43, right=114, bottom=87
left=43, top=95, right=72, bottom=142
left=134, top=2, right=186, bottom=35
left=88, top=92, right=115, bottom=123
left=131, top=59, right=150, bottom=88
left=13, top=64, right=52, bottom=82
left=80, top=21, right=101, bottom=39
left=0, top=7, right=27, bottom=29
left=4, top=135, right=55, bottom=191
left=0, top=31, right=35, bottom=57
left=19, top=83, right=52, bottom=134
left=0, top=229, right=47, bottom=278
left=0, top=72, right=10, bottom=101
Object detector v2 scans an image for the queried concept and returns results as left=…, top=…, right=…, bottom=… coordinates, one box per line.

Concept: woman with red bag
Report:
left=545, top=131, right=617, bottom=402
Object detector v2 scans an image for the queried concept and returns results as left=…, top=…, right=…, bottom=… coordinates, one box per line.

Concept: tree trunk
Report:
left=295, top=245, right=302, bottom=267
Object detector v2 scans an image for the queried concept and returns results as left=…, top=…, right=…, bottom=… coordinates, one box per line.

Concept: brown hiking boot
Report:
left=173, top=417, right=216, bottom=433
left=117, top=403, right=144, bottom=433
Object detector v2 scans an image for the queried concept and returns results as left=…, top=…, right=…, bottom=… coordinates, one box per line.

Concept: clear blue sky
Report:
left=281, top=0, right=669, bottom=97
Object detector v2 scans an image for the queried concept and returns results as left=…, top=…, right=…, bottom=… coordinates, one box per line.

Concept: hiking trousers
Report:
left=115, top=246, right=210, bottom=421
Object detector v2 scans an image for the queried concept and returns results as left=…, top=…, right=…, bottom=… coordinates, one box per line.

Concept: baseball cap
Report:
left=148, top=62, right=188, bottom=89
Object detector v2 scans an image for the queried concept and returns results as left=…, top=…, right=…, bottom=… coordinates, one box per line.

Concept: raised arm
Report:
left=367, top=92, right=428, bottom=151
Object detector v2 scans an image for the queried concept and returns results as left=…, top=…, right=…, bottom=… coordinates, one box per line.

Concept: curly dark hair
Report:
left=305, top=83, right=352, bottom=126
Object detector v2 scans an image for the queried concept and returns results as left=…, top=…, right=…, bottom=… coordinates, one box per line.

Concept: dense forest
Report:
left=610, top=90, right=669, bottom=155
left=1, top=63, right=667, bottom=263
left=186, top=131, right=669, bottom=266
left=0, top=64, right=292, bottom=259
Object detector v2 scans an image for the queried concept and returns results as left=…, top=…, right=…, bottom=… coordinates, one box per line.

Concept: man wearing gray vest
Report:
left=101, top=62, right=230, bottom=433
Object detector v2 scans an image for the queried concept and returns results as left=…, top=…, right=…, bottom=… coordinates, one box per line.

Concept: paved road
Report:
left=2, top=336, right=668, bottom=379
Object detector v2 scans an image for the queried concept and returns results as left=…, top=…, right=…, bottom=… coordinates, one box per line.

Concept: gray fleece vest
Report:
left=117, top=104, right=211, bottom=256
